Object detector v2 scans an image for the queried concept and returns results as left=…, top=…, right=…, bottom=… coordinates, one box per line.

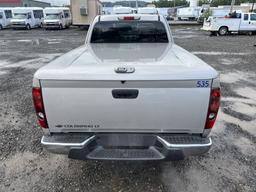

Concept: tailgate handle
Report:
left=112, top=89, right=139, bottom=99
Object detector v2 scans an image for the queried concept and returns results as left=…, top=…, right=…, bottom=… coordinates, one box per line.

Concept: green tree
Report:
left=198, top=0, right=211, bottom=6
left=210, top=0, right=255, bottom=6
left=152, top=0, right=189, bottom=7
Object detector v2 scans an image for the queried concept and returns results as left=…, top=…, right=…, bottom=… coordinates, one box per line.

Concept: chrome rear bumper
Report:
left=41, top=133, right=212, bottom=161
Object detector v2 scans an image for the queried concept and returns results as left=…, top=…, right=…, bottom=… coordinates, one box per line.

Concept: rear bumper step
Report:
left=41, top=133, right=212, bottom=161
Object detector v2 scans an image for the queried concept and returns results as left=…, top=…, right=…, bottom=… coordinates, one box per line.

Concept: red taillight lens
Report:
left=123, top=16, right=134, bottom=20
left=205, top=88, right=221, bottom=129
left=32, top=87, right=48, bottom=129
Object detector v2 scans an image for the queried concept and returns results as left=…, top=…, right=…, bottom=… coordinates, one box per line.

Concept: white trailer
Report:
left=71, top=0, right=102, bottom=28
left=0, top=8, right=12, bottom=29
left=138, top=7, right=158, bottom=15
left=43, top=7, right=72, bottom=29
left=11, top=7, right=44, bottom=30
left=202, top=12, right=256, bottom=35
left=177, top=7, right=201, bottom=20
left=113, top=7, right=133, bottom=14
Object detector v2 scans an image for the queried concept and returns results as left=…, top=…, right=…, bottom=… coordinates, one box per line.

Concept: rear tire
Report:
left=0, top=24, right=3, bottom=30
left=59, top=24, right=63, bottom=30
left=26, top=24, right=31, bottom=30
left=218, top=26, right=228, bottom=36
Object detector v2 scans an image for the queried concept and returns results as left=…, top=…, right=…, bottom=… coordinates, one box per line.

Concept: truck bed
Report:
left=34, top=43, right=217, bottom=133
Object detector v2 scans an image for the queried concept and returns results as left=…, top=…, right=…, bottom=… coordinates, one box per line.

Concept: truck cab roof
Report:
left=97, top=14, right=162, bottom=22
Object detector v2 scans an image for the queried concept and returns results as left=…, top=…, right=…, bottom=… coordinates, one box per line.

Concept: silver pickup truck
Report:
left=32, top=14, right=220, bottom=161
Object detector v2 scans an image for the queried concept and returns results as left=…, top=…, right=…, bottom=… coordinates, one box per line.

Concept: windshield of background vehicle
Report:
left=45, top=14, right=61, bottom=20
left=13, top=13, right=28, bottom=19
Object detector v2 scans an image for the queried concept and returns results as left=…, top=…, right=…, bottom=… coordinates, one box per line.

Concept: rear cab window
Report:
left=90, top=20, right=169, bottom=43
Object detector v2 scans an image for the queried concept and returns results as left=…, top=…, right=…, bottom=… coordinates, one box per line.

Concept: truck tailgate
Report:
left=41, top=80, right=210, bottom=133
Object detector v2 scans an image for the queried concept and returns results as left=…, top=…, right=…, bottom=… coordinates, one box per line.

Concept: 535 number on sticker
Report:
left=197, top=80, right=209, bottom=88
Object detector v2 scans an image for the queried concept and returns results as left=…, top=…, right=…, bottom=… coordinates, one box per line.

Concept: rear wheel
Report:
left=0, top=24, right=3, bottom=30
left=59, top=24, right=63, bottom=30
left=26, top=24, right=31, bottom=30
left=39, top=23, right=43, bottom=28
left=218, top=26, right=228, bottom=36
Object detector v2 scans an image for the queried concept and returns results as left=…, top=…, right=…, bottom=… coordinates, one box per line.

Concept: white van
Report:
left=11, top=7, right=44, bottom=30
left=0, top=8, right=12, bottom=30
left=43, top=7, right=72, bottom=29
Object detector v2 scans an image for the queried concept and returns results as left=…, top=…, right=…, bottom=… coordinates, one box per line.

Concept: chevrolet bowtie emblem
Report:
left=115, top=67, right=135, bottom=73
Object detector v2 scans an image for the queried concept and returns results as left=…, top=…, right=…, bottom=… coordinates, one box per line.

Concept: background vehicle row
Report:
left=0, top=7, right=72, bottom=30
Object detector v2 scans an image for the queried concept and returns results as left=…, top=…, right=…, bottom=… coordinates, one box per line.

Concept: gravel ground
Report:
left=0, top=26, right=255, bottom=192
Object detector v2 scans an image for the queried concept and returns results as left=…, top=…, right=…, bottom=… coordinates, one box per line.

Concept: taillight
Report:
left=205, top=88, right=221, bottom=129
left=123, top=16, right=134, bottom=20
left=32, top=87, right=48, bottom=129
left=118, top=16, right=140, bottom=21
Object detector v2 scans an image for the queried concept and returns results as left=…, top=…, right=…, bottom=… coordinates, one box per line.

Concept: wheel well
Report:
left=219, top=26, right=229, bottom=31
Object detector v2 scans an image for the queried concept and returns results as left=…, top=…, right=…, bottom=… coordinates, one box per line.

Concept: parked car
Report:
left=33, top=14, right=220, bottom=161
left=11, top=7, right=44, bottom=30
left=43, top=7, right=72, bottom=29
left=0, top=7, right=12, bottom=30
left=202, top=12, right=256, bottom=35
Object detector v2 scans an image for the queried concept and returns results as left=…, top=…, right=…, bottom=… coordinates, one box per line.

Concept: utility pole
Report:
left=230, top=0, right=235, bottom=13
left=252, top=0, right=255, bottom=12
left=135, top=0, right=138, bottom=10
